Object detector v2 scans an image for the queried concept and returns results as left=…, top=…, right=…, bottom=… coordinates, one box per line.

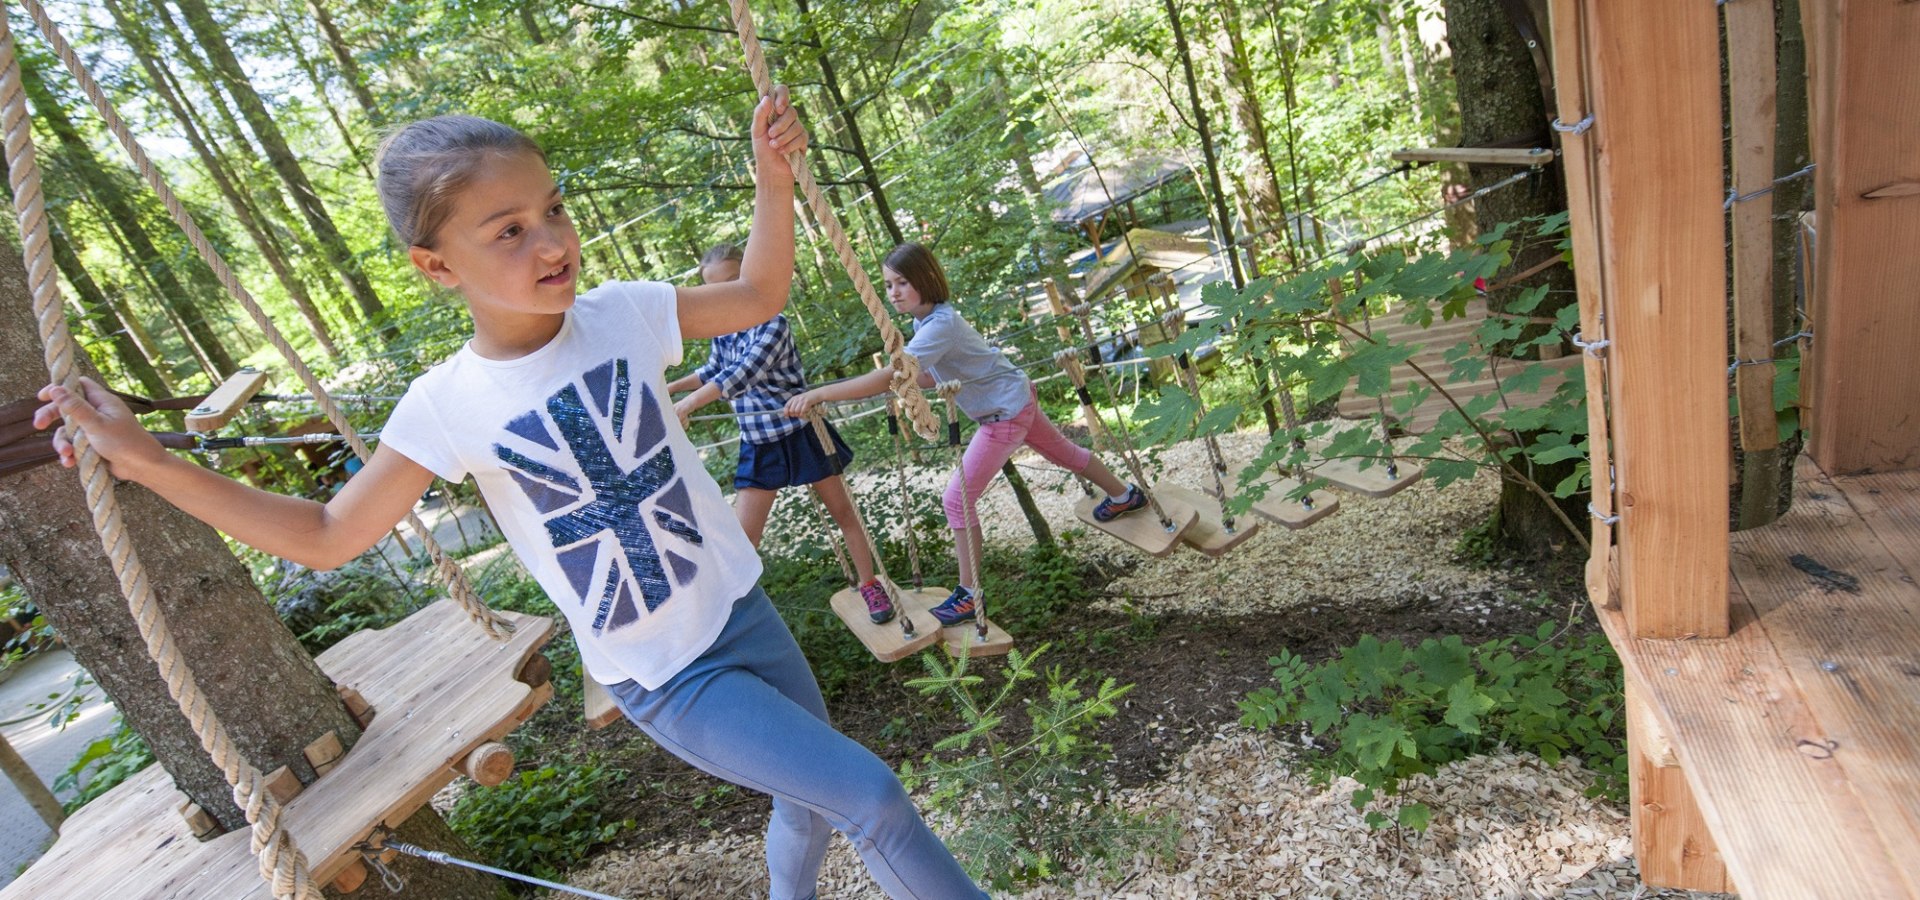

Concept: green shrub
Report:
left=55, top=719, right=154, bottom=812
left=1239, top=623, right=1625, bottom=830
left=447, top=762, right=633, bottom=882
left=902, top=644, right=1175, bottom=889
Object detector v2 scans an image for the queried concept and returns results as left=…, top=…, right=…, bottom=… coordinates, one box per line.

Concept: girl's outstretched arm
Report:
left=784, top=366, right=894, bottom=417
left=678, top=86, right=807, bottom=340
left=37, top=377, right=435, bottom=571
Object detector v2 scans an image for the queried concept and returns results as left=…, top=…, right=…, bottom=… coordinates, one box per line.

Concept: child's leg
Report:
left=734, top=487, right=780, bottom=546
left=609, top=588, right=984, bottom=900
left=1020, top=400, right=1129, bottom=496
left=943, top=421, right=1025, bottom=590
left=809, top=475, right=877, bottom=583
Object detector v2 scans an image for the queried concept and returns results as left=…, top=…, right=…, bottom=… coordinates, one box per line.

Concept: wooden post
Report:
left=1728, top=0, right=1779, bottom=453
left=0, top=730, right=64, bottom=831
left=1801, top=0, right=1920, bottom=474
left=1626, top=680, right=1731, bottom=891
left=1582, top=0, right=1729, bottom=639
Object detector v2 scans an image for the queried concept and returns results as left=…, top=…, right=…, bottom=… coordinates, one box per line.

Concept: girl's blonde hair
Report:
left=883, top=242, right=950, bottom=305
left=374, top=115, right=545, bottom=248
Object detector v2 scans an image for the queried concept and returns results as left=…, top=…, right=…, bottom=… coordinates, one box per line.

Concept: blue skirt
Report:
left=735, top=420, right=854, bottom=490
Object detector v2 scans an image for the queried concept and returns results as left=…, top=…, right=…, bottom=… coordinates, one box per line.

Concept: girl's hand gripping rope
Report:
left=34, top=376, right=168, bottom=481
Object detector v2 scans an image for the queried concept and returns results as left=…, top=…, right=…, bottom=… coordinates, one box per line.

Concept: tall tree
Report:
left=47, top=218, right=172, bottom=397
left=304, top=0, right=382, bottom=124
left=105, top=0, right=343, bottom=361
left=794, top=0, right=904, bottom=245
left=0, top=245, right=488, bottom=895
left=19, top=56, right=240, bottom=376
left=1443, top=0, right=1582, bottom=553
left=168, top=0, right=390, bottom=327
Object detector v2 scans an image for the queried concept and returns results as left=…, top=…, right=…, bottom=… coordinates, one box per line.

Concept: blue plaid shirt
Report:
left=694, top=314, right=810, bottom=445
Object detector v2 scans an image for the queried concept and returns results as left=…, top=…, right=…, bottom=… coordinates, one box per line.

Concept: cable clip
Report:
left=1571, top=333, right=1611, bottom=358
left=1551, top=114, right=1594, bottom=136
left=1588, top=503, right=1621, bottom=526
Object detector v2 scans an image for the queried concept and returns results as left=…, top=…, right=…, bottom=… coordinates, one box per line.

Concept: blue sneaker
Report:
left=930, top=586, right=978, bottom=626
left=1092, top=485, right=1149, bottom=522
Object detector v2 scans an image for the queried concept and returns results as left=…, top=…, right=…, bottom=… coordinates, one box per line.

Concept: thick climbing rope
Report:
left=0, top=10, right=318, bottom=898
left=1059, top=307, right=1176, bottom=528
left=7, top=0, right=510, bottom=641
left=935, top=381, right=990, bottom=645
left=725, top=0, right=940, bottom=441
left=807, top=411, right=923, bottom=640
left=1345, top=273, right=1403, bottom=479
left=883, top=396, right=928, bottom=590
left=1148, top=284, right=1236, bottom=530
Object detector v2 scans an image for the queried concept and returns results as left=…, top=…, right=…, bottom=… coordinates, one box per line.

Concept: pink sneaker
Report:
left=858, top=580, right=895, bottom=625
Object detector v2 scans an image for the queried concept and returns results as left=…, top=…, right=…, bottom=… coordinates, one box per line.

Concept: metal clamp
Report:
left=1551, top=114, right=1594, bottom=136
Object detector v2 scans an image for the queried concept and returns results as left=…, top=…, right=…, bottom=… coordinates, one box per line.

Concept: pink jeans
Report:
left=943, top=390, right=1092, bottom=530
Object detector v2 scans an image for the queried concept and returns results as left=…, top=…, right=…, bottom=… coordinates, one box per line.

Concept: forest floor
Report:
left=488, top=431, right=1734, bottom=899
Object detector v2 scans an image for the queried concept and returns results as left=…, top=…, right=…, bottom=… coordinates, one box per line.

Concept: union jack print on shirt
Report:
left=492, top=358, right=705, bottom=635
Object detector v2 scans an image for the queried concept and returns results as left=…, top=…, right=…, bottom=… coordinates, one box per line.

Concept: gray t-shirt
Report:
left=905, top=303, right=1031, bottom=422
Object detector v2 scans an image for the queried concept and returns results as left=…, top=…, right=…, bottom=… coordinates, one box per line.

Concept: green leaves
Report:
left=1239, top=627, right=1628, bottom=831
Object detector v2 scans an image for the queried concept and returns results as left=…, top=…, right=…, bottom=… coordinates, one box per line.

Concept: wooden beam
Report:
left=1728, top=0, right=1779, bottom=452
left=1583, top=0, right=1729, bottom=639
left=1802, top=0, right=1920, bottom=473
left=1389, top=146, right=1555, bottom=167
left=183, top=367, right=268, bottom=432
left=1626, top=680, right=1730, bottom=891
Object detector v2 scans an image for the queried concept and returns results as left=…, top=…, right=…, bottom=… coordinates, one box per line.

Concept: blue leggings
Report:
left=607, top=586, right=987, bottom=900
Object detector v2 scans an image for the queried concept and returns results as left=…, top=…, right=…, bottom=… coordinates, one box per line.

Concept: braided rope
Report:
left=1154, top=304, right=1234, bottom=527
left=1059, top=308, right=1173, bottom=525
left=883, top=397, right=927, bottom=588
left=1346, top=274, right=1401, bottom=477
left=935, top=381, right=987, bottom=642
left=0, top=12, right=317, bottom=898
left=12, top=0, right=509, bottom=641
left=725, top=0, right=940, bottom=441
left=808, top=410, right=920, bottom=638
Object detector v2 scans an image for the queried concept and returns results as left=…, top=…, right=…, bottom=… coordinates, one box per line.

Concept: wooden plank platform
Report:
left=1600, top=457, right=1920, bottom=899
left=1155, top=485, right=1261, bottom=556
left=1072, top=491, right=1198, bottom=557
left=1334, top=296, right=1581, bottom=434
left=829, top=582, right=947, bottom=662
left=1236, top=472, right=1341, bottom=529
left=2, top=601, right=554, bottom=899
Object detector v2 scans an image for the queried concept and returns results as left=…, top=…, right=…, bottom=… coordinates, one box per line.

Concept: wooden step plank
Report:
left=1834, top=468, right=1920, bottom=580
left=1597, top=587, right=1911, bottom=899
left=1, top=602, right=556, bottom=899
left=1073, top=491, right=1198, bottom=557
left=1156, top=484, right=1261, bottom=556
left=1725, top=459, right=1920, bottom=897
left=1238, top=472, right=1340, bottom=529
left=830, top=582, right=947, bottom=662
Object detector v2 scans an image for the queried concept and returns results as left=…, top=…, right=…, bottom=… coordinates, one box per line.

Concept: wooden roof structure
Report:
left=1552, top=1, right=1920, bottom=896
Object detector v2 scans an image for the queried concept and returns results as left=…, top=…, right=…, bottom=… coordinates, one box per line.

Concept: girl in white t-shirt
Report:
left=36, top=94, right=985, bottom=900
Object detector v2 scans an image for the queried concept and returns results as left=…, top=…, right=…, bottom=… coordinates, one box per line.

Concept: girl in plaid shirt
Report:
left=669, top=243, right=896, bottom=624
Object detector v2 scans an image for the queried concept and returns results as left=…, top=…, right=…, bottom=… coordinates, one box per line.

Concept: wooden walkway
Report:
left=1600, top=457, right=1920, bottom=898
left=1333, top=297, right=1580, bottom=433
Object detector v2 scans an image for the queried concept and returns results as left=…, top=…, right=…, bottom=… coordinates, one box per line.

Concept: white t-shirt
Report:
left=381, top=281, right=762, bottom=690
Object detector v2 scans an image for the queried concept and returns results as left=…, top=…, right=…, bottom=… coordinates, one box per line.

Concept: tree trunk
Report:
left=1735, top=0, right=1812, bottom=530
left=304, top=0, right=381, bottom=124
left=795, top=0, right=904, bottom=246
left=0, top=242, right=493, bottom=896
left=519, top=5, right=547, bottom=44
left=1213, top=0, right=1298, bottom=266
left=1444, top=0, right=1582, bottom=555
left=19, top=60, right=239, bottom=377
left=169, top=0, right=390, bottom=328
left=271, top=6, right=376, bottom=181
left=1000, top=461, right=1056, bottom=553
left=106, top=0, right=343, bottom=361
left=47, top=218, right=171, bottom=396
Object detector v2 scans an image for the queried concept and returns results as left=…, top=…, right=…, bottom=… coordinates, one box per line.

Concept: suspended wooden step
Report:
left=1, top=599, right=554, bottom=898
left=1237, top=472, right=1342, bottom=529
left=585, top=677, right=622, bottom=730
left=1154, top=484, right=1261, bottom=556
left=829, top=581, right=947, bottom=662
left=1300, top=442, right=1423, bottom=498
left=1072, top=488, right=1199, bottom=557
